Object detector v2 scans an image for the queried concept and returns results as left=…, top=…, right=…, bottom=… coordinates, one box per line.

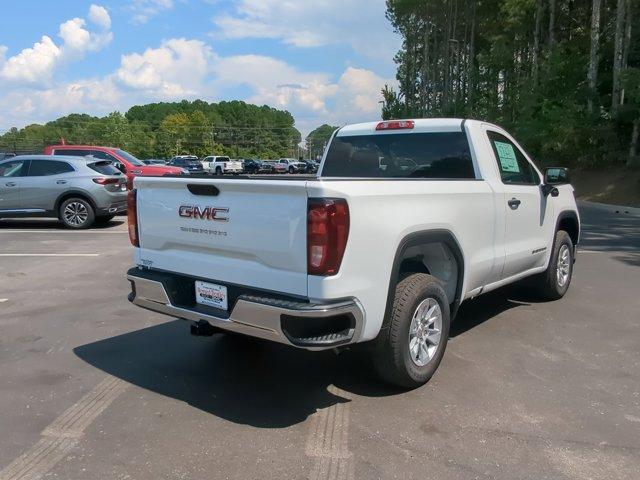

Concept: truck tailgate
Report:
left=134, top=177, right=309, bottom=296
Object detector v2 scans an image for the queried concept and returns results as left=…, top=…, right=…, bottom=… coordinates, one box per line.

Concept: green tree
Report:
left=306, top=124, right=339, bottom=160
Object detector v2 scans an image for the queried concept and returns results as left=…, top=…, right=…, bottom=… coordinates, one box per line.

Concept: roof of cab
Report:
left=8, top=154, right=106, bottom=163
left=336, top=118, right=467, bottom=137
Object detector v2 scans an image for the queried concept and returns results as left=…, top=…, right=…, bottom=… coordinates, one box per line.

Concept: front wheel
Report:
left=215, top=167, right=222, bottom=175
left=533, top=230, right=574, bottom=300
left=373, top=273, right=450, bottom=389
left=59, top=198, right=95, bottom=229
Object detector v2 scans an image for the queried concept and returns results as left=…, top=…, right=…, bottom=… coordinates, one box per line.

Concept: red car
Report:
left=44, top=145, right=186, bottom=183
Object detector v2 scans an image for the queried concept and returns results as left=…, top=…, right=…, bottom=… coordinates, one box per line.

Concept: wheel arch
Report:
left=55, top=190, right=97, bottom=215
left=556, top=210, right=580, bottom=247
left=382, top=230, right=466, bottom=330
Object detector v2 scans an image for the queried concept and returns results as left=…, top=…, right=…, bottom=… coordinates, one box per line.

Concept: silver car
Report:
left=0, top=155, right=127, bottom=229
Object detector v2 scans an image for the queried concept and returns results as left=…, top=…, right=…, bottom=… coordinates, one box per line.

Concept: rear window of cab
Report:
left=322, top=131, right=475, bottom=179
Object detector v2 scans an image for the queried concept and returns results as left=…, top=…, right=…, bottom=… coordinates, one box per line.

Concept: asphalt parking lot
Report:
left=1, top=202, right=639, bottom=480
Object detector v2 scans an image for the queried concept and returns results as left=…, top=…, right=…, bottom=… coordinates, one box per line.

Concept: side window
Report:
left=0, top=160, right=29, bottom=177
left=92, top=150, right=125, bottom=171
left=90, top=150, right=117, bottom=162
left=487, top=131, right=539, bottom=185
left=28, top=160, right=74, bottom=176
left=54, top=149, right=91, bottom=157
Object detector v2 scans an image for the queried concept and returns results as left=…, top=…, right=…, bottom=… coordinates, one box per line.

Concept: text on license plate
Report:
left=195, top=281, right=228, bottom=310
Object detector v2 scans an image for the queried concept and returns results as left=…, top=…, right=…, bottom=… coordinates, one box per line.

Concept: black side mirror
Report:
left=116, top=163, right=126, bottom=173
left=544, top=167, right=569, bottom=185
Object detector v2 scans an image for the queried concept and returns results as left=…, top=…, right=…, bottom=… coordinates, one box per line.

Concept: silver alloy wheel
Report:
left=63, top=201, right=89, bottom=227
left=556, top=244, right=571, bottom=287
left=408, top=298, right=442, bottom=367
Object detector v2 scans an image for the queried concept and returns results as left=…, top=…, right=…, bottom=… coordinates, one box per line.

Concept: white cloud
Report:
left=116, top=38, right=213, bottom=99
left=212, top=0, right=400, bottom=60
left=0, top=5, right=112, bottom=85
left=88, top=4, right=112, bottom=30
left=129, top=0, right=174, bottom=25
left=0, top=78, right=123, bottom=127
left=0, top=36, right=61, bottom=84
left=59, top=17, right=112, bottom=55
left=1, top=35, right=394, bottom=135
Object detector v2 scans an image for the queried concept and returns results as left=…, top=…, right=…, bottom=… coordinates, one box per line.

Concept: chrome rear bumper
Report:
left=127, top=270, right=364, bottom=350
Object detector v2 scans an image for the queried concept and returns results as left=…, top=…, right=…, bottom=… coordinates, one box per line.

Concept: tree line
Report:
left=382, top=0, right=639, bottom=168
left=0, top=100, right=302, bottom=160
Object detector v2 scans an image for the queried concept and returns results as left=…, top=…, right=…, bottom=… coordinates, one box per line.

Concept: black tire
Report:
left=289, top=166, right=295, bottom=174
left=59, top=197, right=95, bottom=229
left=373, top=273, right=450, bottom=389
left=215, top=167, right=222, bottom=175
left=533, top=230, right=574, bottom=300
left=95, top=215, right=115, bottom=225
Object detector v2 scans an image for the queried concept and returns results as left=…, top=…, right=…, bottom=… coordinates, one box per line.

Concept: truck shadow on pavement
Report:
left=74, top=321, right=360, bottom=428
left=74, top=286, right=543, bottom=427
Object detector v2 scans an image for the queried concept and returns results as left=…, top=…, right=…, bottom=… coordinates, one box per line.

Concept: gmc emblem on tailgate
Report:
left=178, top=205, right=229, bottom=222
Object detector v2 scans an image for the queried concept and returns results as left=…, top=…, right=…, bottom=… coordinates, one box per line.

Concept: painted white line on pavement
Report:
left=0, top=376, right=129, bottom=480
left=306, top=385, right=354, bottom=480
left=0, top=299, right=7, bottom=303
left=0, top=254, right=100, bottom=257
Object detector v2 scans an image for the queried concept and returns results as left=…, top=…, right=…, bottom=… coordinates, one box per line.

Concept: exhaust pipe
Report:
left=190, top=320, right=219, bottom=337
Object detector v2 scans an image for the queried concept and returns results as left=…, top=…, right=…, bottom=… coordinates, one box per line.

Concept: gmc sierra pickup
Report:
left=126, top=118, right=580, bottom=388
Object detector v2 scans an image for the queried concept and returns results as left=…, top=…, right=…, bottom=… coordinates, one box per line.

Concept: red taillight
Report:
left=375, top=120, right=415, bottom=131
left=127, top=189, right=139, bottom=247
left=307, top=198, right=349, bottom=276
left=92, top=177, right=120, bottom=185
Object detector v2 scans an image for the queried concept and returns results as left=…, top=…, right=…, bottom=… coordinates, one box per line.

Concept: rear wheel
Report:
left=59, top=198, right=95, bottom=229
left=533, top=230, right=574, bottom=300
left=373, top=273, right=450, bottom=389
left=215, top=167, right=222, bottom=175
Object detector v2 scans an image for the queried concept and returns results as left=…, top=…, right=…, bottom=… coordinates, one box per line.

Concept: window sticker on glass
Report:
left=494, top=141, right=520, bottom=173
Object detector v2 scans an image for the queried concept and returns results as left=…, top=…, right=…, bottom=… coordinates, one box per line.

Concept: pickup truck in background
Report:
left=126, top=118, right=580, bottom=388
left=277, top=158, right=307, bottom=173
left=201, top=156, right=244, bottom=175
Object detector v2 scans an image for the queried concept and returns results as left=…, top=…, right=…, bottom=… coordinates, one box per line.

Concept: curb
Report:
left=578, top=200, right=640, bottom=217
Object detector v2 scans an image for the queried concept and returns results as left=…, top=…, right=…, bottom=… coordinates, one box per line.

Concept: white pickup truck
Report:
left=201, top=156, right=243, bottom=175
left=126, top=118, right=580, bottom=388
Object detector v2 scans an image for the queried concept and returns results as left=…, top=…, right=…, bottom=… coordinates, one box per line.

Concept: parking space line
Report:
left=0, top=254, right=100, bottom=257
left=0, top=299, right=7, bottom=303
left=0, top=376, right=129, bottom=480
left=305, top=385, right=354, bottom=480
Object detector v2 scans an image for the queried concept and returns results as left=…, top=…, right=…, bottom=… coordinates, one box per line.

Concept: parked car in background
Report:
left=168, top=155, right=204, bottom=173
left=44, top=145, right=187, bottom=184
left=301, top=159, right=319, bottom=173
left=0, top=155, right=127, bottom=229
left=268, top=160, right=287, bottom=174
left=277, top=158, right=307, bottom=173
left=242, top=159, right=274, bottom=174
left=143, top=158, right=167, bottom=165
left=201, top=155, right=243, bottom=175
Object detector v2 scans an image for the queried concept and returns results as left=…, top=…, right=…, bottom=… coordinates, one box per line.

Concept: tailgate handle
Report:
left=187, top=184, right=220, bottom=196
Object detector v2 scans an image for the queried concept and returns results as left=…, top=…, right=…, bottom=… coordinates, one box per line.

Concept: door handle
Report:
left=5, top=182, right=17, bottom=187
left=507, top=197, right=521, bottom=210
left=56, top=179, right=68, bottom=184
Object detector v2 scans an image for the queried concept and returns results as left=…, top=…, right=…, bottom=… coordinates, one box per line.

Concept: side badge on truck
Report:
left=178, top=205, right=229, bottom=222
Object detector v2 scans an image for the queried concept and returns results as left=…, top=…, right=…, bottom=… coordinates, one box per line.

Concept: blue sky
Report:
left=0, top=0, right=400, bottom=134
